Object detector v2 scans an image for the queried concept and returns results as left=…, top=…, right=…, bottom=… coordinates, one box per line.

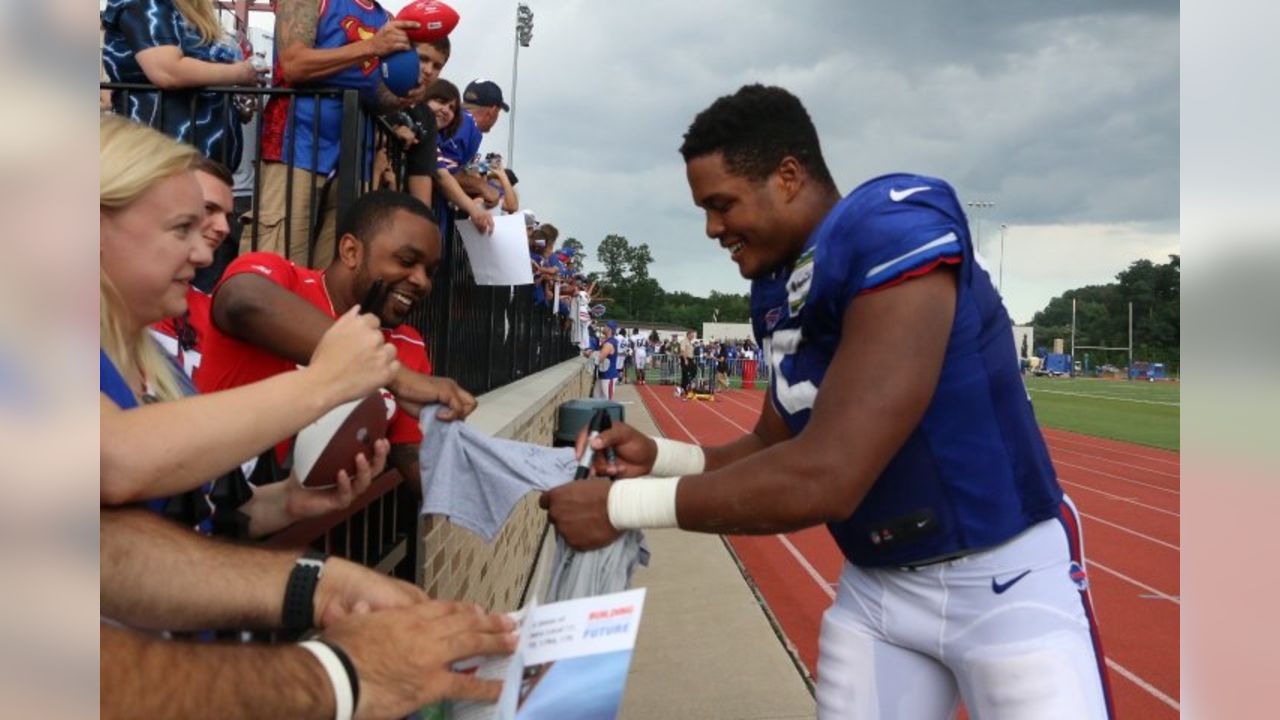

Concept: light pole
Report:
left=507, top=4, right=534, bottom=165
left=999, top=223, right=1007, bottom=291
left=966, top=200, right=995, bottom=256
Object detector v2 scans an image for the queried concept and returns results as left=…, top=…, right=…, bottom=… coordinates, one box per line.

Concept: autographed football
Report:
left=396, top=1, right=460, bottom=43
left=294, top=393, right=389, bottom=489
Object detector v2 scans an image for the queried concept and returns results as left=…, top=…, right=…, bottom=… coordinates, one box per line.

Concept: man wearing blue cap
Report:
left=592, top=322, right=621, bottom=400
left=453, top=79, right=510, bottom=206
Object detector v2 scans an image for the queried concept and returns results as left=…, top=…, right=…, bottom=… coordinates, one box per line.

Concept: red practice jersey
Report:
left=196, top=252, right=432, bottom=446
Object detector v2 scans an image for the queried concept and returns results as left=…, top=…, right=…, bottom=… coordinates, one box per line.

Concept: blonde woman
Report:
left=101, top=0, right=264, bottom=167
left=100, top=116, right=395, bottom=536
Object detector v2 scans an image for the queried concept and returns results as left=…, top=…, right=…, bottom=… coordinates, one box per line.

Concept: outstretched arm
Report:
left=103, top=602, right=516, bottom=719
left=274, top=0, right=416, bottom=84
left=544, top=269, right=957, bottom=544
left=101, top=309, right=397, bottom=505
left=102, top=624, right=334, bottom=720
left=101, top=507, right=424, bottom=632
left=213, top=274, right=477, bottom=421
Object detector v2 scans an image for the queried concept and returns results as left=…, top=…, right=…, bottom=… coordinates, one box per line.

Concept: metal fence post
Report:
left=335, top=89, right=362, bottom=233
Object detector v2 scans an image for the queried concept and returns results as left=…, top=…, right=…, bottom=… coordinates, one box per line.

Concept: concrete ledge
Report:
left=468, top=358, right=595, bottom=439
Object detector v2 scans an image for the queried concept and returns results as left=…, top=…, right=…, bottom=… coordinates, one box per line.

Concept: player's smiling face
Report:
left=356, top=209, right=442, bottom=327
left=687, top=152, right=796, bottom=279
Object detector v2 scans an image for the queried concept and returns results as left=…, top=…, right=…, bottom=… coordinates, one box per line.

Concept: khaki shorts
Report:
left=240, top=161, right=337, bottom=268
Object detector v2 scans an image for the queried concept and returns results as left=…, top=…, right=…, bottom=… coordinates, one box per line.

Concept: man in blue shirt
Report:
left=541, top=85, right=1112, bottom=719
left=452, top=80, right=509, bottom=207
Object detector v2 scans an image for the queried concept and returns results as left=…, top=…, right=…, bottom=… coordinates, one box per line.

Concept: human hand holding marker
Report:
left=573, top=410, right=608, bottom=480
left=572, top=416, right=657, bottom=479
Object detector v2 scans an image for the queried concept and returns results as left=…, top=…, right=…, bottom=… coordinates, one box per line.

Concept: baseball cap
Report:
left=606, top=320, right=619, bottom=332
left=463, top=80, right=510, bottom=111
left=380, top=49, right=421, bottom=97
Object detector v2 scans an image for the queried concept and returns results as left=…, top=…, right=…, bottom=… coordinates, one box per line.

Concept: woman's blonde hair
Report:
left=100, top=115, right=200, bottom=403
left=173, top=0, right=225, bottom=46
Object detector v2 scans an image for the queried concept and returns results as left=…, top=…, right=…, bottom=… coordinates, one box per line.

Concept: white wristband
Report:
left=298, top=640, right=354, bottom=720
left=650, top=437, right=706, bottom=477
left=607, top=477, right=681, bottom=529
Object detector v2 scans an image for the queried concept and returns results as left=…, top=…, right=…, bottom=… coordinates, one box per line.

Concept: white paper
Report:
left=421, top=589, right=647, bottom=720
left=457, top=213, right=536, bottom=286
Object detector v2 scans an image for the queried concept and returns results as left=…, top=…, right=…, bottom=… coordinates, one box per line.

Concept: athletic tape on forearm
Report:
left=650, top=437, right=706, bottom=477
left=607, top=477, right=681, bottom=529
left=298, top=640, right=355, bottom=720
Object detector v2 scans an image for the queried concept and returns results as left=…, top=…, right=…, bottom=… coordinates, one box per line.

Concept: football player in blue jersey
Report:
left=541, top=85, right=1113, bottom=719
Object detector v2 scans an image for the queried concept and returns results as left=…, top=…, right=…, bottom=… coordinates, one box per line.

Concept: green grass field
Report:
left=1024, top=376, right=1180, bottom=451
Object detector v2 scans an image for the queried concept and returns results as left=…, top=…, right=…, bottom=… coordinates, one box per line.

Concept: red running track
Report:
left=636, top=384, right=1180, bottom=719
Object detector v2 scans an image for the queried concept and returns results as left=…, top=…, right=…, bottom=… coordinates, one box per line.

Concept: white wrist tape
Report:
left=607, top=477, right=681, bottom=529
left=650, top=437, right=706, bottom=477
left=298, top=640, right=354, bottom=720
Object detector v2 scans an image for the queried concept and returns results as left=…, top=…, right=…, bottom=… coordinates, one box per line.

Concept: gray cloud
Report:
left=376, top=0, right=1178, bottom=306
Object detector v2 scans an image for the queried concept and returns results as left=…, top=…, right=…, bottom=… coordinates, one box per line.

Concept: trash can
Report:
left=741, top=358, right=758, bottom=389
left=554, top=398, right=625, bottom=448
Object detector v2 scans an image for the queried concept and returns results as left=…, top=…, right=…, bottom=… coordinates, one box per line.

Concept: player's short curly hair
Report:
left=338, top=189, right=437, bottom=246
left=679, top=84, right=835, bottom=190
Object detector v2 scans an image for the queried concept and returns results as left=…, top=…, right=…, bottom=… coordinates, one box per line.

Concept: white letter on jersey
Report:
left=770, top=328, right=818, bottom=414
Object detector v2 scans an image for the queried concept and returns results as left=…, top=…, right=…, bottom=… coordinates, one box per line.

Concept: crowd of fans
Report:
left=577, top=324, right=762, bottom=401
left=94, top=0, right=616, bottom=716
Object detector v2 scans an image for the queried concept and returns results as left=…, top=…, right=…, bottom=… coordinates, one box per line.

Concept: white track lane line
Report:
left=1059, top=480, right=1180, bottom=517
left=1054, top=460, right=1180, bottom=496
left=1047, top=446, right=1179, bottom=479
left=1087, top=559, right=1180, bottom=604
left=1042, top=434, right=1180, bottom=468
left=698, top=398, right=754, bottom=434
left=1079, top=511, right=1180, bottom=551
left=1027, top=387, right=1179, bottom=407
left=716, top=390, right=762, bottom=413
left=640, top=383, right=701, bottom=443
left=776, top=534, right=836, bottom=600
left=1106, top=659, right=1181, bottom=712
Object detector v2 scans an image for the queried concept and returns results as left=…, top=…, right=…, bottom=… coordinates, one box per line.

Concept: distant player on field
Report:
left=541, top=85, right=1113, bottom=719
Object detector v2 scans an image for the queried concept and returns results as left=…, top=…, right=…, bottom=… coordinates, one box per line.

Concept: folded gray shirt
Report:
left=419, top=406, right=578, bottom=542
left=418, top=405, right=649, bottom=601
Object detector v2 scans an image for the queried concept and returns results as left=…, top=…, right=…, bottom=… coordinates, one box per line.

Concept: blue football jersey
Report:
left=599, top=337, right=622, bottom=379
left=750, top=173, right=1062, bottom=567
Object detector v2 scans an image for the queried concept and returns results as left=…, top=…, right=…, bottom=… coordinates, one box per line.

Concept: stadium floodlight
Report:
left=966, top=200, right=995, bottom=256
left=508, top=4, right=535, bottom=163
left=999, top=223, right=1007, bottom=291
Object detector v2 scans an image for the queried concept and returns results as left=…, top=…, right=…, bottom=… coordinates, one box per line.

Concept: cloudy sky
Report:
left=251, top=0, right=1178, bottom=323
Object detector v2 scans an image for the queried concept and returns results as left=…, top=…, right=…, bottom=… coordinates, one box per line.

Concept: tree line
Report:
left=570, top=233, right=752, bottom=330
left=1029, top=255, right=1180, bottom=367
left=573, top=234, right=1178, bottom=369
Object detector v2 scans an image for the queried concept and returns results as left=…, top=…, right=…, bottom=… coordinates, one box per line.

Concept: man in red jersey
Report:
left=198, top=190, right=475, bottom=483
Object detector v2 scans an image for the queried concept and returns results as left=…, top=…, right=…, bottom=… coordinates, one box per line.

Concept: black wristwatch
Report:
left=282, top=548, right=327, bottom=631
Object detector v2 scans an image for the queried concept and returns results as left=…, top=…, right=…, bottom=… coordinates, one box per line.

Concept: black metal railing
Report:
left=408, top=209, right=579, bottom=396
left=266, top=471, right=420, bottom=585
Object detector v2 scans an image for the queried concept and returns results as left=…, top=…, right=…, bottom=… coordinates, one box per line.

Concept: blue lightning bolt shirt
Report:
left=750, top=173, right=1062, bottom=567
left=101, top=0, right=246, bottom=168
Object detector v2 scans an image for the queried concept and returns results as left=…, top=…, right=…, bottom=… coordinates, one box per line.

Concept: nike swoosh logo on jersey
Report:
left=991, top=570, right=1031, bottom=594
left=889, top=186, right=931, bottom=202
